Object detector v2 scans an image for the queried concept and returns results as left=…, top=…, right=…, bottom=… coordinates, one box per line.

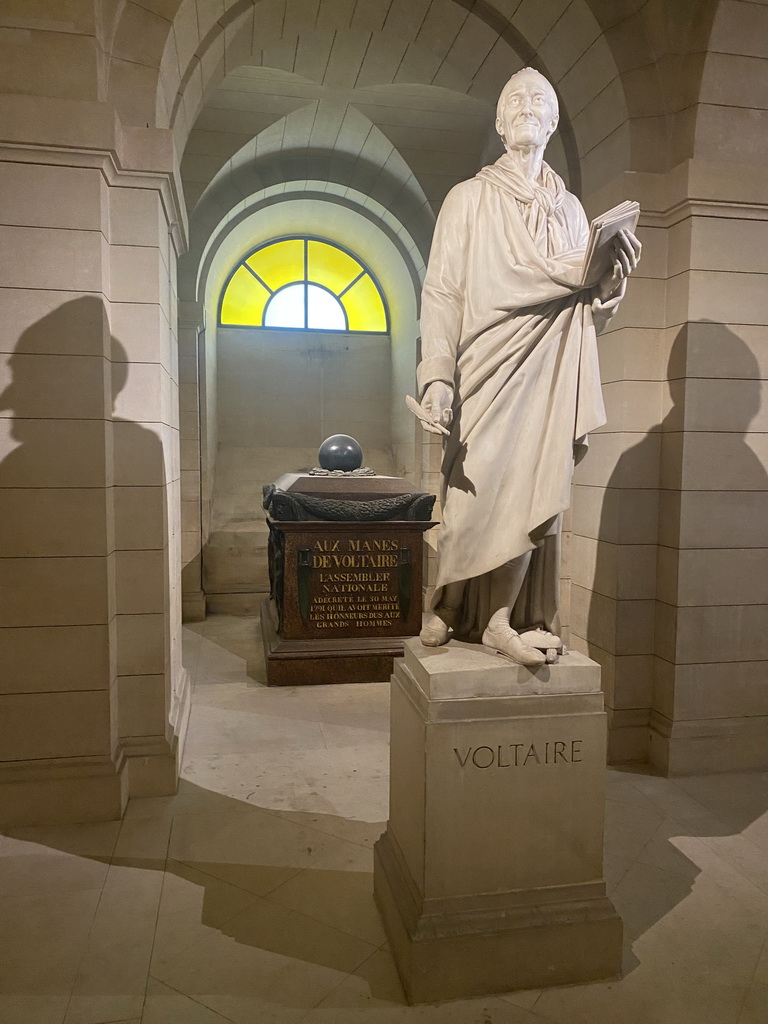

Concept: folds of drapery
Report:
left=417, top=157, right=619, bottom=636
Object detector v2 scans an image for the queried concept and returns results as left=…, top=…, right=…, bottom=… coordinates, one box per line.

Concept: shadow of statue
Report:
left=0, top=295, right=171, bottom=747
left=0, top=293, right=169, bottom=489
left=586, top=321, right=766, bottom=726
left=584, top=320, right=768, bottom=977
left=3, top=764, right=768, bottom=1011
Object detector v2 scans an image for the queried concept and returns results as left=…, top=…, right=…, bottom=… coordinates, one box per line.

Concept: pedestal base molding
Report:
left=0, top=753, right=127, bottom=828
left=607, top=706, right=651, bottom=765
left=121, top=667, right=190, bottom=798
left=649, top=710, right=768, bottom=774
left=121, top=735, right=178, bottom=799
left=182, top=590, right=207, bottom=622
left=375, top=829, right=621, bottom=1003
left=208, top=591, right=265, bottom=617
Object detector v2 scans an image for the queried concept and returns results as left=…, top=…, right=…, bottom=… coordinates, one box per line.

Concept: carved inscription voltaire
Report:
left=453, top=741, right=583, bottom=769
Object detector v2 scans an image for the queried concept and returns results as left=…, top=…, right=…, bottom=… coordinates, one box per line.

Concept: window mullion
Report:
left=304, top=239, right=308, bottom=330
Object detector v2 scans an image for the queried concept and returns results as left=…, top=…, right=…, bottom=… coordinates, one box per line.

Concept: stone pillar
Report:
left=108, top=172, right=188, bottom=797
left=374, top=639, right=621, bottom=1003
left=0, top=96, right=189, bottom=824
left=571, top=152, right=768, bottom=775
left=649, top=162, right=768, bottom=774
left=178, top=298, right=206, bottom=623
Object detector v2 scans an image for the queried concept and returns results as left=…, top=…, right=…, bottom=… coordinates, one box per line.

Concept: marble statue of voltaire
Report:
left=417, top=68, right=641, bottom=667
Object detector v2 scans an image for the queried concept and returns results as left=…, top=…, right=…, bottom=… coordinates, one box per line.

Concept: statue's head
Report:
left=496, top=68, right=559, bottom=153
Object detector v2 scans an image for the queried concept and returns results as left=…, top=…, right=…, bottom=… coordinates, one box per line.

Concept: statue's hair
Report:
left=496, top=67, right=559, bottom=125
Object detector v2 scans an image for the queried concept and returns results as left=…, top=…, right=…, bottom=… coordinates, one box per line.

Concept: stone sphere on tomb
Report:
left=317, top=434, right=363, bottom=471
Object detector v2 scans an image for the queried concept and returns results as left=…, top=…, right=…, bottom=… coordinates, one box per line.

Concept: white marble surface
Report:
left=0, top=613, right=766, bottom=1023
left=404, top=638, right=602, bottom=697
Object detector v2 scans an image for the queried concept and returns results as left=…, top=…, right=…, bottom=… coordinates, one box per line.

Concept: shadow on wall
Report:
left=0, top=294, right=169, bottom=480
left=587, top=321, right=766, bottom=758
left=0, top=296, right=168, bottom=743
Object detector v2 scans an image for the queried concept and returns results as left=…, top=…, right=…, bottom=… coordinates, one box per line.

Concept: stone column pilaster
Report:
left=0, top=96, right=189, bottom=823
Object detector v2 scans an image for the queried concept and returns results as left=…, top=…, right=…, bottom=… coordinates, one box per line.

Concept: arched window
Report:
left=219, top=237, right=388, bottom=333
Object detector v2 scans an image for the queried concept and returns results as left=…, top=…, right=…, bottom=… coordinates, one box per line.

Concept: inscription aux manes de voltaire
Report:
left=298, top=536, right=412, bottom=628
left=454, top=740, right=584, bottom=769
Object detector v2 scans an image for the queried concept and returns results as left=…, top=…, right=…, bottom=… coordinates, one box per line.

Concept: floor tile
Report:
left=3, top=616, right=767, bottom=1024
left=142, top=977, right=235, bottom=1023
left=151, top=858, right=262, bottom=967
left=738, top=981, right=768, bottom=1024
left=738, top=933, right=768, bottom=1022
left=112, top=812, right=173, bottom=867
left=622, top=771, right=720, bottom=823
left=305, top=949, right=551, bottom=1022
left=167, top=801, right=354, bottom=896
left=183, top=703, right=327, bottom=757
left=535, top=824, right=768, bottom=1024
left=151, top=894, right=378, bottom=1023
left=602, top=851, right=636, bottom=896
left=318, top=720, right=390, bottom=749
left=265, top=837, right=387, bottom=946
left=497, top=987, right=543, bottom=1011
left=269, top=809, right=386, bottom=849
left=63, top=860, right=165, bottom=1024
left=0, top=889, right=101, bottom=1024
left=181, top=744, right=389, bottom=824
left=602, top=790, right=665, bottom=865
left=634, top=816, right=712, bottom=882
left=0, top=821, right=119, bottom=898
left=123, top=780, right=246, bottom=825
left=673, top=773, right=768, bottom=850
left=189, top=615, right=259, bottom=638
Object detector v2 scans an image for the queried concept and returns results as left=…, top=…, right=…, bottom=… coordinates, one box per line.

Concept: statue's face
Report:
left=496, top=76, right=558, bottom=152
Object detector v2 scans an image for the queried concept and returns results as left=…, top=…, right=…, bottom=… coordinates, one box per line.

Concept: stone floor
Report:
left=2, top=614, right=768, bottom=1024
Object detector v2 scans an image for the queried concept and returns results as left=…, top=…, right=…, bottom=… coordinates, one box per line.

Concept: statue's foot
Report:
left=517, top=627, right=562, bottom=650
left=420, top=614, right=450, bottom=647
left=481, top=624, right=546, bottom=667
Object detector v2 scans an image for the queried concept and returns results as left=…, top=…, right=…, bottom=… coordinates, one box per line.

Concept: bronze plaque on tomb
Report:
left=268, top=521, right=433, bottom=642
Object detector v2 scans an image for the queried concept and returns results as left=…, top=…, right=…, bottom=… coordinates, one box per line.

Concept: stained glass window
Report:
left=219, top=237, right=388, bottom=333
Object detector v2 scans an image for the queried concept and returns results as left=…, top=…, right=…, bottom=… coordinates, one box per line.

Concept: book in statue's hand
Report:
left=580, top=200, right=640, bottom=288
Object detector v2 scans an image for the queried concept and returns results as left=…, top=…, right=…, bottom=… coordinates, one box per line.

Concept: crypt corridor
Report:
left=2, top=1, right=768, bottom=1022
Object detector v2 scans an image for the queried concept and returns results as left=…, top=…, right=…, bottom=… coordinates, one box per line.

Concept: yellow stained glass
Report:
left=307, top=240, right=362, bottom=295
left=220, top=265, right=269, bottom=325
left=246, top=238, right=304, bottom=291
left=341, top=273, right=387, bottom=332
left=220, top=237, right=388, bottom=332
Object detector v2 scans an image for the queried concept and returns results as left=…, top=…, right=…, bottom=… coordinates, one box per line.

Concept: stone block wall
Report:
left=0, top=98, right=188, bottom=825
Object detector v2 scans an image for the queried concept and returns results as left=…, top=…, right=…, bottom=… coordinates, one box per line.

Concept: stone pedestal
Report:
left=373, top=639, right=622, bottom=1003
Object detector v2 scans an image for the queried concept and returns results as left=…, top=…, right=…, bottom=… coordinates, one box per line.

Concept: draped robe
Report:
left=417, top=155, right=621, bottom=641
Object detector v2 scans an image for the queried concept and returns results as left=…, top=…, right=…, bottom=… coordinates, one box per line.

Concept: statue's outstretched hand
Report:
left=597, top=228, right=642, bottom=301
left=422, top=381, right=454, bottom=433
